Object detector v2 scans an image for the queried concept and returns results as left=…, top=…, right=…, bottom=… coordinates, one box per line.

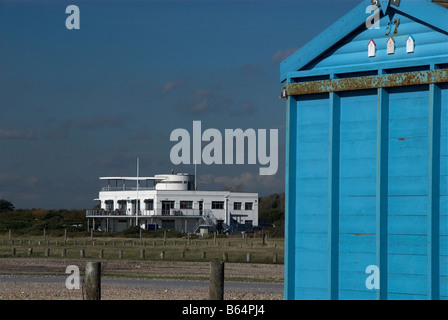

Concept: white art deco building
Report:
left=86, top=172, right=258, bottom=234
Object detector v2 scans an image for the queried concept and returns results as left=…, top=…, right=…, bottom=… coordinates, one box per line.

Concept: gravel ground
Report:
left=0, top=258, right=284, bottom=300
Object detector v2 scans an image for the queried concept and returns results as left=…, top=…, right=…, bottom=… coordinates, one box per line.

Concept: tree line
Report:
left=0, top=195, right=285, bottom=237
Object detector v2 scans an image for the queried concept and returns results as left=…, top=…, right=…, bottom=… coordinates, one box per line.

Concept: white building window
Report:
left=144, top=199, right=153, bottom=210
left=233, top=202, right=242, bottom=210
left=245, top=202, right=253, bottom=210
left=180, top=201, right=193, bottom=209
left=212, top=201, right=224, bottom=210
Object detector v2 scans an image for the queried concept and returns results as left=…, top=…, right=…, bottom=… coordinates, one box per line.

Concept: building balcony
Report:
left=86, top=208, right=209, bottom=218
left=101, top=186, right=155, bottom=191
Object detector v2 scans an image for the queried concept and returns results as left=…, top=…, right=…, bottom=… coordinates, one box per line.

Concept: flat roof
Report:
left=100, top=177, right=162, bottom=180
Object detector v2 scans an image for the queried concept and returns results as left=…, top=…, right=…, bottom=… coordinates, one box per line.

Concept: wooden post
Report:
left=160, top=251, right=165, bottom=259
left=8, top=229, right=11, bottom=241
left=64, top=229, right=67, bottom=245
left=80, top=249, right=85, bottom=258
left=246, top=252, right=251, bottom=262
left=273, top=253, right=278, bottom=263
left=209, top=260, right=224, bottom=300
left=140, top=249, right=145, bottom=259
left=62, top=248, right=66, bottom=257
left=43, top=229, right=46, bottom=242
left=119, top=250, right=123, bottom=259
left=28, top=248, right=33, bottom=255
left=45, top=248, right=50, bottom=257
left=85, top=261, right=101, bottom=300
left=99, top=249, right=104, bottom=259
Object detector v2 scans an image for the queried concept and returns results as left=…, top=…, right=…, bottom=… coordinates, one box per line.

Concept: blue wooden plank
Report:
left=388, top=196, right=427, bottom=215
left=284, top=94, right=297, bottom=300
left=388, top=235, right=427, bottom=255
left=327, top=90, right=340, bottom=300
left=294, top=233, right=328, bottom=251
left=339, top=289, right=377, bottom=300
left=427, top=82, right=441, bottom=299
left=339, top=214, right=377, bottom=235
left=388, top=215, right=428, bottom=235
left=340, top=234, right=377, bottom=253
left=388, top=254, right=428, bottom=275
left=377, top=85, right=389, bottom=299
left=388, top=273, right=427, bottom=296
left=388, top=176, right=428, bottom=195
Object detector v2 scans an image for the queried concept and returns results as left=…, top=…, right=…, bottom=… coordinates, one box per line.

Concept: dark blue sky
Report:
left=0, top=0, right=361, bottom=209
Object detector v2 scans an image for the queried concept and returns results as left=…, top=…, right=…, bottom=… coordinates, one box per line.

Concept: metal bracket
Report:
left=280, top=88, right=287, bottom=99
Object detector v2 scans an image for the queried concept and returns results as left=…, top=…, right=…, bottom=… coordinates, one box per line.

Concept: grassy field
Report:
left=0, top=233, right=284, bottom=264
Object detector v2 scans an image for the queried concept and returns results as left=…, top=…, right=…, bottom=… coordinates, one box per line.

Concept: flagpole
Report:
left=136, top=157, right=139, bottom=227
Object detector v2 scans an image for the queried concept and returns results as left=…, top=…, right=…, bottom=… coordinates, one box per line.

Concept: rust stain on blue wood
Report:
left=284, top=69, right=448, bottom=96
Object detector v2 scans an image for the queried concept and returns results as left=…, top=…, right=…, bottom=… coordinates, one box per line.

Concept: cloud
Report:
left=68, top=115, right=125, bottom=128
left=270, top=47, right=299, bottom=63
left=0, top=128, right=36, bottom=140
left=239, top=64, right=264, bottom=74
left=154, top=80, right=187, bottom=95
left=46, top=114, right=126, bottom=139
left=131, top=131, right=152, bottom=141
left=176, top=87, right=257, bottom=116
left=198, top=171, right=283, bottom=193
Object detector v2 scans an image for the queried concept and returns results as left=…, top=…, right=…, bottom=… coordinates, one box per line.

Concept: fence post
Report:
left=209, top=260, right=224, bottom=300
left=45, top=248, right=50, bottom=257
left=85, top=261, right=101, bottom=300
left=140, top=249, right=145, bottom=259
left=223, top=252, right=228, bottom=261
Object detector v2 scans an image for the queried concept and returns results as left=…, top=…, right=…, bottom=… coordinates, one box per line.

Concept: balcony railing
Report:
left=101, top=186, right=155, bottom=191
left=86, top=208, right=212, bottom=217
